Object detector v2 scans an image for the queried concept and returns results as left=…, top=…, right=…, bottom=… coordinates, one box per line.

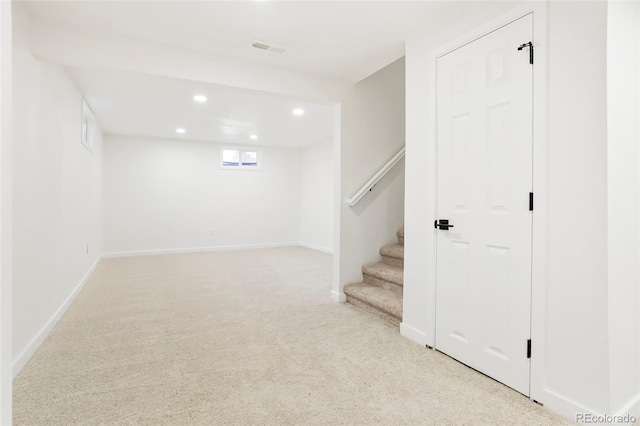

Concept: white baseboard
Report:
left=330, top=290, right=346, bottom=302
left=615, top=393, right=640, bottom=418
left=400, top=322, right=429, bottom=346
left=538, top=388, right=607, bottom=423
left=12, top=255, right=102, bottom=378
left=539, top=390, right=640, bottom=424
left=297, top=241, right=333, bottom=254
left=102, top=242, right=301, bottom=258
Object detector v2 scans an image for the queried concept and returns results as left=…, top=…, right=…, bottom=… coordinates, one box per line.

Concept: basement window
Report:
left=81, top=98, right=95, bottom=153
left=221, top=148, right=262, bottom=170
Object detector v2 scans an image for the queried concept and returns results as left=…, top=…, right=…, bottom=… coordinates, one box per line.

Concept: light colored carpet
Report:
left=14, top=247, right=570, bottom=425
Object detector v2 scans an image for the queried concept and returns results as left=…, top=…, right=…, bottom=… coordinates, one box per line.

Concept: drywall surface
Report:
left=299, top=139, right=334, bottom=253
left=13, top=5, right=104, bottom=374
left=543, top=2, right=610, bottom=414
left=103, top=135, right=302, bottom=254
left=0, top=0, right=12, bottom=422
left=29, top=19, right=348, bottom=104
left=336, top=57, right=405, bottom=295
left=607, top=0, right=640, bottom=416
left=404, top=0, right=616, bottom=419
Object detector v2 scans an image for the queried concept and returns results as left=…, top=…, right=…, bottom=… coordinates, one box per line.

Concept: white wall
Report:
left=0, top=0, right=12, bottom=422
left=607, top=0, right=640, bottom=416
left=334, top=57, right=405, bottom=299
left=103, top=135, right=303, bottom=254
left=403, top=0, right=637, bottom=420
left=544, top=2, right=610, bottom=414
left=299, top=139, right=334, bottom=253
left=12, top=4, right=105, bottom=376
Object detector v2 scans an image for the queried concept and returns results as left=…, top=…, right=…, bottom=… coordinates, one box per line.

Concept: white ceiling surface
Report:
left=23, top=1, right=505, bottom=147
left=25, top=1, right=465, bottom=83
left=69, top=67, right=335, bottom=148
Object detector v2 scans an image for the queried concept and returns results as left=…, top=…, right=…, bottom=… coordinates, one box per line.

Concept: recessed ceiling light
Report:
left=293, top=108, right=304, bottom=116
left=176, top=128, right=186, bottom=134
left=193, top=94, right=207, bottom=103
left=249, top=134, right=258, bottom=140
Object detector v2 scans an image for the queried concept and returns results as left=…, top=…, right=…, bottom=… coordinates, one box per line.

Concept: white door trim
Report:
left=0, top=0, right=12, bottom=423
left=417, top=0, right=550, bottom=411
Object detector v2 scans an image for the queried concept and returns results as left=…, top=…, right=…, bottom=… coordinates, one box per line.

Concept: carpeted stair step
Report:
left=380, top=244, right=404, bottom=268
left=344, top=225, right=405, bottom=329
left=362, top=262, right=403, bottom=296
left=343, top=282, right=402, bottom=326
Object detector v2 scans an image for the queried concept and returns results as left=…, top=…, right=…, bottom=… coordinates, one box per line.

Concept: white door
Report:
left=435, top=14, right=533, bottom=396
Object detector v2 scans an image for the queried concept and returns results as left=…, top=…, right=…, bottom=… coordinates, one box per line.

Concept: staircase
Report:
left=344, top=227, right=404, bottom=326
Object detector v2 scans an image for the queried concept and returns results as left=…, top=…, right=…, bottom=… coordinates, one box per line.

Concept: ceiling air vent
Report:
left=251, top=40, right=287, bottom=54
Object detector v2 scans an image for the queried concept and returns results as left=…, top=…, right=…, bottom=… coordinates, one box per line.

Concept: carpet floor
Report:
left=14, top=247, right=570, bottom=425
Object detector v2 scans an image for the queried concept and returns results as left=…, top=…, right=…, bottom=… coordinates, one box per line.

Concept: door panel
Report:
left=435, top=15, right=533, bottom=396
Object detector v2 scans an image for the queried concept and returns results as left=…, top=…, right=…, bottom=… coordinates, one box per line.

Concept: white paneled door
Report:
left=435, top=14, right=533, bottom=396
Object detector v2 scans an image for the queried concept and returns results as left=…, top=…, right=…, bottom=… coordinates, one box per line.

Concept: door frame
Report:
left=0, top=0, right=12, bottom=423
left=434, top=12, right=535, bottom=396
left=420, top=1, right=548, bottom=405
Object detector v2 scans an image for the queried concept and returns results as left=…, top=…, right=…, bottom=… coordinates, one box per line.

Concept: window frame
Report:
left=220, top=146, right=263, bottom=171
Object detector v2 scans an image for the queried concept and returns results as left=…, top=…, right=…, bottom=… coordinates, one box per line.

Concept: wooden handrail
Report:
left=346, top=146, right=405, bottom=207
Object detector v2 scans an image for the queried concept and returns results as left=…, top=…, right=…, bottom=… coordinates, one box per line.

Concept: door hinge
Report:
left=527, top=339, right=532, bottom=358
left=529, top=192, right=534, bottom=211
left=518, top=41, right=534, bottom=64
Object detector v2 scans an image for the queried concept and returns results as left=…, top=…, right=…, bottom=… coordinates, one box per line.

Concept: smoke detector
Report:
left=251, top=40, right=287, bottom=54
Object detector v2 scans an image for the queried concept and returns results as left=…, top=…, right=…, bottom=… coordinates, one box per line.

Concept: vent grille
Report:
left=252, top=41, right=270, bottom=50
left=251, top=40, right=287, bottom=54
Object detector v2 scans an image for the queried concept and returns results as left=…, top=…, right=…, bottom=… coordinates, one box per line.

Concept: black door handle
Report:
left=434, top=219, right=454, bottom=230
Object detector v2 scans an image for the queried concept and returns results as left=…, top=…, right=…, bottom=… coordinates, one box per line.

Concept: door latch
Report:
left=434, top=219, right=454, bottom=230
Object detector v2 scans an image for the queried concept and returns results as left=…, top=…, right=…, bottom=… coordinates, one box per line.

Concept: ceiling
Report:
left=21, top=1, right=509, bottom=148
left=69, top=67, right=335, bottom=148
left=24, top=0, right=467, bottom=83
